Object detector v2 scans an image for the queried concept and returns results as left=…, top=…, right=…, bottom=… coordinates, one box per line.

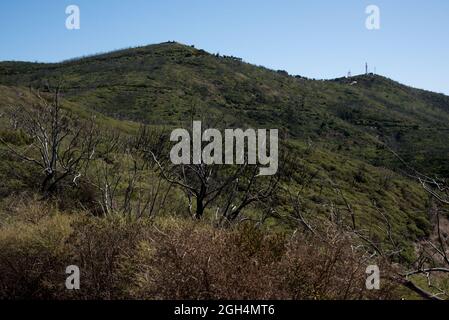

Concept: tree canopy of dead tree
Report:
left=134, top=125, right=284, bottom=222
left=1, top=87, right=100, bottom=196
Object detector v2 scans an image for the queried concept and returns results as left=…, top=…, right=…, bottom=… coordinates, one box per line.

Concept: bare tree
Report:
left=217, top=165, right=280, bottom=224
left=275, top=159, right=449, bottom=300
left=329, top=178, right=449, bottom=300
left=397, top=175, right=449, bottom=300
left=151, top=155, right=250, bottom=220
left=135, top=125, right=282, bottom=220
left=382, top=147, right=449, bottom=299
left=1, top=87, right=100, bottom=195
left=90, top=141, right=173, bottom=218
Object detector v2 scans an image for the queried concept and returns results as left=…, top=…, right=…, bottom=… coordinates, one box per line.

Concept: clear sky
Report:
left=0, top=0, right=448, bottom=94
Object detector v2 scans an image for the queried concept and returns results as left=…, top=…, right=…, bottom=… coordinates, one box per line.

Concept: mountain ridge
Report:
left=1, top=41, right=448, bottom=98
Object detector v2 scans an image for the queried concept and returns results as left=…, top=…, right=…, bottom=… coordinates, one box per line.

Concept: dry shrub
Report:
left=128, top=220, right=287, bottom=299
left=0, top=210, right=73, bottom=299
left=0, top=193, right=59, bottom=225
left=0, top=205, right=400, bottom=300
left=128, top=220, right=399, bottom=300
left=0, top=215, right=151, bottom=299
left=65, top=215, right=150, bottom=299
left=280, top=232, right=398, bottom=300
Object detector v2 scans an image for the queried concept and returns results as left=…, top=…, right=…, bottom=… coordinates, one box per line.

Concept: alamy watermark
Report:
left=170, top=121, right=278, bottom=176
left=366, top=265, right=380, bottom=290
left=66, top=5, right=80, bottom=30
left=365, top=5, right=381, bottom=30
left=65, top=265, right=80, bottom=290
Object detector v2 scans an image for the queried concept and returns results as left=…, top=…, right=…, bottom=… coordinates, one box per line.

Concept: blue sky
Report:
left=0, top=0, right=448, bottom=94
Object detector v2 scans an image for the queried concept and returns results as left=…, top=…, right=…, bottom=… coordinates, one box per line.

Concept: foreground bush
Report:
left=0, top=201, right=399, bottom=300
left=0, top=209, right=73, bottom=299
left=129, top=220, right=397, bottom=299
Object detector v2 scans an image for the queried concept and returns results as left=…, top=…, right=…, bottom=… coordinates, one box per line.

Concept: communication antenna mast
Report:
left=365, top=62, right=368, bottom=75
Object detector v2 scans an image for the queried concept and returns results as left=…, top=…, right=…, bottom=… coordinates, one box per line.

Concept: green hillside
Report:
left=1, top=42, right=448, bottom=176
left=0, top=42, right=448, bottom=299
left=1, top=41, right=448, bottom=248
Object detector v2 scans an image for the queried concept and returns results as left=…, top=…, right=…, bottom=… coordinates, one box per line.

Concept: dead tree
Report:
left=384, top=147, right=449, bottom=299
left=1, top=87, right=99, bottom=195
left=399, top=175, right=449, bottom=300
left=135, top=125, right=281, bottom=220
left=217, top=165, right=280, bottom=223
left=90, top=140, right=173, bottom=218
left=151, top=156, right=248, bottom=220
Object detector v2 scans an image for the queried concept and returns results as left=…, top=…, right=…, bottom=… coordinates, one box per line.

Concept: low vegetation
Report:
left=0, top=194, right=400, bottom=300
